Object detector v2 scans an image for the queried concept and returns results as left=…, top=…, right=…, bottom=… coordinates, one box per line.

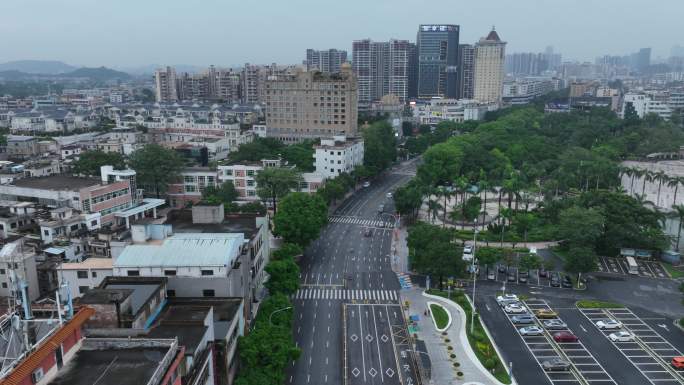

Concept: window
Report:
left=164, top=270, right=177, bottom=276
left=91, top=220, right=98, bottom=226
left=247, top=180, right=255, bottom=187
left=1, top=283, right=6, bottom=288
left=167, top=289, right=176, bottom=297
left=70, top=224, right=79, bottom=231
left=224, top=169, right=233, bottom=176
left=202, top=289, right=215, bottom=297
left=201, top=270, right=214, bottom=276
left=78, top=286, right=89, bottom=294
left=127, top=270, right=140, bottom=276
left=246, top=170, right=255, bottom=177
left=77, top=271, right=88, bottom=279
left=0, top=269, right=5, bottom=275
left=31, top=368, right=44, bottom=384
left=43, top=230, right=49, bottom=236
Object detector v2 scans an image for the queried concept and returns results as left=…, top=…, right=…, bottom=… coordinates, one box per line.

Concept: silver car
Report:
left=542, top=358, right=571, bottom=371
left=542, top=319, right=567, bottom=330
left=519, top=326, right=544, bottom=336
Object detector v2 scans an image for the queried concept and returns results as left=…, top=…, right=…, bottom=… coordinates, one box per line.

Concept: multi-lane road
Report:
left=287, top=163, right=418, bottom=385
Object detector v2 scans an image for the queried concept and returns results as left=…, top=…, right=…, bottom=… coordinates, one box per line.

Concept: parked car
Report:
left=518, top=270, right=529, bottom=284
left=498, top=265, right=507, bottom=273
left=519, top=326, right=544, bottom=336
left=511, top=315, right=535, bottom=324
left=671, top=356, right=684, bottom=369
left=496, top=294, right=518, bottom=304
left=596, top=319, right=622, bottom=330
left=553, top=331, right=579, bottom=342
left=505, top=304, right=527, bottom=314
left=542, top=358, right=571, bottom=371
left=363, top=181, right=371, bottom=188
left=562, top=275, right=573, bottom=288
left=609, top=331, right=634, bottom=342
left=507, top=273, right=517, bottom=282
left=534, top=309, right=558, bottom=319
left=542, top=319, right=567, bottom=330
left=550, top=273, right=561, bottom=287
left=487, top=269, right=496, bottom=281
left=386, top=192, right=393, bottom=199
left=538, top=267, right=548, bottom=278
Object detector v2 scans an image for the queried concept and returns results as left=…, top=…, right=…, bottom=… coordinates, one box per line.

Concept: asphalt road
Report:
left=287, top=163, right=417, bottom=385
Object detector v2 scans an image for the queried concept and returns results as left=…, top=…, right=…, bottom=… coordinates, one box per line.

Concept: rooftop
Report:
left=11, top=175, right=100, bottom=191
left=114, top=233, right=244, bottom=268
left=60, top=257, right=113, bottom=270
left=166, top=210, right=263, bottom=238
left=47, top=339, right=178, bottom=385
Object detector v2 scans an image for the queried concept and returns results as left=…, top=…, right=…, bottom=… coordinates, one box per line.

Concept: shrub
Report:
left=485, top=358, right=496, bottom=370
left=450, top=354, right=456, bottom=359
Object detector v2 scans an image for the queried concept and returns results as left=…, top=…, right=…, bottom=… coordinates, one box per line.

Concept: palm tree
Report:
left=634, top=193, right=655, bottom=208
left=427, top=199, right=442, bottom=224
left=669, top=176, right=683, bottom=207
left=619, top=166, right=632, bottom=189
left=672, top=204, right=684, bottom=251
left=478, top=178, right=492, bottom=229
left=654, top=170, right=668, bottom=208
left=439, top=185, right=454, bottom=228
left=628, top=167, right=640, bottom=195
left=641, top=170, right=654, bottom=197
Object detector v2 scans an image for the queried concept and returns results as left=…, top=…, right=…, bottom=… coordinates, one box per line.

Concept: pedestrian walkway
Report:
left=292, top=288, right=398, bottom=301
left=396, top=272, right=414, bottom=289
left=402, top=288, right=506, bottom=385
left=329, top=215, right=395, bottom=228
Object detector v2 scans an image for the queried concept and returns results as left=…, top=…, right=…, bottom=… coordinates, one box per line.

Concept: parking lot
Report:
left=479, top=264, right=576, bottom=289
left=497, top=296, right=617, bottom=385
left=579, top=307, right=684, bottom=385
left=596, top=257, right=669, bottom=279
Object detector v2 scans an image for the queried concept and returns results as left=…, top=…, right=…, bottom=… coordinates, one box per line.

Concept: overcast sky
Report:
left=1, top=0, right=682, bottom=68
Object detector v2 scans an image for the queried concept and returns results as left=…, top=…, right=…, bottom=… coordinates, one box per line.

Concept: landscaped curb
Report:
left=423, top=292, right=516, bottom=385
left=427, top=301, right=452, bottom=332
left=673, top=318, right=684, bottom=333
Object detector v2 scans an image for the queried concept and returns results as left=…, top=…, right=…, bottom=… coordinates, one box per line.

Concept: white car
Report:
left=596, top=319, right=622, bottom=330
left=497, top=294, right=519, bottom=305
left=362, top=181, right=371, bottom=188
left=386, top=192, right=393, bottom=199
left=463, top=245, right=473, bottom=254
left=609, top=331, right=634, bottom=342
left=505, top=304, right=527, bottom=314
left=519, top=326, right=544, bottom=336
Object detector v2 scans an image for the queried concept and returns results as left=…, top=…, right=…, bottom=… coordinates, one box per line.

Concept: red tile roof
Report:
left=0, top=307, right=95, bottom=385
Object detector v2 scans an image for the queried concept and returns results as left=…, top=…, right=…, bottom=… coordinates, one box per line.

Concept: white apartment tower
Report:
left=473, top=28, right=507, bottom=104
left=154, top=66, right=179, bottom=103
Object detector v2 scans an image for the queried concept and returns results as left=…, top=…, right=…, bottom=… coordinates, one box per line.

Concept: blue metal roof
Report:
left=115, top=233, right=244, bottom=268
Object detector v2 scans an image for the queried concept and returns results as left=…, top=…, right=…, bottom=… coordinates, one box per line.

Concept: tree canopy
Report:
left=72, top=150, right=126, bottom=176
left=255, top=167, right=302, bottom=213
left=129, top=144, right=183, bottom=198
left=274, top=192, right=328, bottom=247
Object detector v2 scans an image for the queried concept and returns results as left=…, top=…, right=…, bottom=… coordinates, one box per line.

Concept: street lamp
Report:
left=471, top=229, right=479, bottom=335
left=254, top=306, right=293, bottom=330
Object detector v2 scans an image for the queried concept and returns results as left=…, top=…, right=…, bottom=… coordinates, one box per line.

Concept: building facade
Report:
left=473, top=28, right=507, bottom=104
left=154, top=66, right=179, bottom=103
left=352, top=39, right=411, bottom=108
left=306, top=49, right=348, bottom=73
left=264, top=66, right=358, bottom=142
left=314, top=135, right=364, bottom=179
left=416, top=24, right=460, bottom=98
left=458, top=44, right=475, bottom=99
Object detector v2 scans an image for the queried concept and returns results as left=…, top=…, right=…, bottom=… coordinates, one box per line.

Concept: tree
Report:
left=556, top=206, right=604, bottom=249
left=418, top=142, right=463, bottom=186
left=272, top=243, right=303, bottom=261
left=318, top=178, right=346, bottom=204
left=255, top=167, right=302, bottom=214
left=274, top=193, right=327, bottom=247
left=519, top=253, right=542, bottom=272
left=265, top=258, right=300, bottom=295
left=513, top=212, right=536, bottom=246
left=669, top=177, right=683, bottom=207
left=672, top=204, right=684, bottom=251
left=72, top=150, right=126, bottom=176
left=427, top=199, right=442, bottom=224
left=407, top=223, right=463, bottom=289
left=463, top=195, right=482, bottom=222
left=363, top=121, right=397, bottom=175
left=564, top=247, right=597, bottom=282
left=641, top=170, right=654, bottom=196
left=476, top=247, right=502, bottom=268
left=202, top=182, right=238, bottom=205
left=394, top=182, right=424, bottom=221
left=129, top=144, right=183, bottom=197
left=281, top=140, right=315, bottom=172
left=653, top=170, right=668, bottom=207
left=624, top=102, right=640, bottom=125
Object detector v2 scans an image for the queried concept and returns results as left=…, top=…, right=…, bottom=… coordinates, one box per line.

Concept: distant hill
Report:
left=0, top=60, right=77, bottom=74
left=62, top=66, right=132, bottom=81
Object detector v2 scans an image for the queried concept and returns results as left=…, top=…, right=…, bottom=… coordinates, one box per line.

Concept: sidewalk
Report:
left=402, top=288, right=501, bottom=385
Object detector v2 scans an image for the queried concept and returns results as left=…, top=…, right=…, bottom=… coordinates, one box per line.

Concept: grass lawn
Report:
left=427, top=289, right=511, bottom=384
left=663, top=262, right=684, bottom=279
left=429, top=303, right=449, bottom=329
left=576, top=300, right=624, bottom=309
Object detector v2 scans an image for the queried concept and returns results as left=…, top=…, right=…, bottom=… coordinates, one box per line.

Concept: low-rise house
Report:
left=58, top=258, right=113, bottom=298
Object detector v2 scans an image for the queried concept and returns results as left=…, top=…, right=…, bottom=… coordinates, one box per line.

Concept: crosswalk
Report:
left=293, top=288, right=398, bottom=301
left=329, top=215, right=394, bottom=228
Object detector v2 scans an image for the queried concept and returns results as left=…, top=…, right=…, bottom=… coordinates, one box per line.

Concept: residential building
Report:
left=505, top=52, right=549, bottom=75
left=458, top=44, right=475, bottom=99
left=622, top=92, right=672, bottom=120
left=264, top=66, right=358, bottom=142
left=502, top=77, right=555, bottom=104
left=411, top=98, right=497, bottom=124
left=473, top=28, right=506, bottom=104
left=306, top=49, right=348, bottom=73
left=217, top=161, right=268, bottom=200
left=154, top=66, right=179, bottom=103
left=0, top=240, right=39, bottom=302
left=58, top=258, right=113, bottom=298
left=352, top=39, right=411, bottom=107
left=6, top=135, right=39, bottom=159
left=416, top=24, right=460, bottom=98
left=167, top=167, right=219, bottom=208
left=314, top=135, right=364, bottom=179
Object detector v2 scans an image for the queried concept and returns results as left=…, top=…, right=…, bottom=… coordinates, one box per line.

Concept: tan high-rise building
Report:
left=264, top=64, right=358, bottom=143
left=474, top=28, right=506, bottom=104
left=154, top=66, right=178, bottom=102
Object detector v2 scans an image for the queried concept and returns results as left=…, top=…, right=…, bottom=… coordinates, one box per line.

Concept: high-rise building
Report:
left=505, top=52, right=548, bottom=75
left=473, top=28, right=506, bottom=104
left=352, top=39, right=411, bottom=108
left=416, top=24, right=460, bottom=98
left=154, top=66, right=178, bottom=102
left=264, top=64, right=358, bottom=143
left=407, top=43, right=418, bottom=99
left=633, top=48, right=652, bottom=72
left=306, top=49, right=348, bottom=73
left=458, top=44, right=475, bottom=99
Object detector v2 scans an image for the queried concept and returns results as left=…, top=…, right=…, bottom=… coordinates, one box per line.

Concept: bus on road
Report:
left=626, top=256, right=639, bottom=275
